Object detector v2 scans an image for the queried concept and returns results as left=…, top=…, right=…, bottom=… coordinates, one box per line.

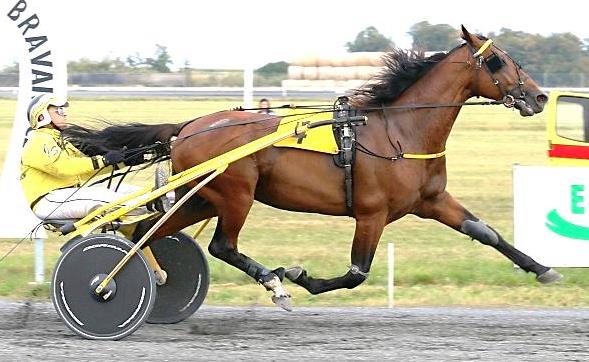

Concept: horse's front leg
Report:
left=286, top=212, right=387, bottom=294
left=416, top=191, right=562, bottom=283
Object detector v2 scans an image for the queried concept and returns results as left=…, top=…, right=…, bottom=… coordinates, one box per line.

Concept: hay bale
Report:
left=340, top=67, right=358, bottom=80
left=288, top=66, right=304, bottom=80
left=350, top=52, right=372, bottom=66
left=355, top=66, right=379, bottom=80
left=316, top=56, right=332, bottom=67
left=342, top=54, right=356, bottom=67
left=329, top=67, right=347, bottom=81
left=330, top=56, right=345, bottom=67
left=317, top=66, right=335, bottom=80
left=302, top=67, right=318, bottom=80
left=299, top=55, right=318, bottom=67
left=370, top=53, right=386, bottom=66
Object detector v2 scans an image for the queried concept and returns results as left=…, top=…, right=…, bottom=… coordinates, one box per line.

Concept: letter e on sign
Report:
left=571, top=184, right=585, bottom=215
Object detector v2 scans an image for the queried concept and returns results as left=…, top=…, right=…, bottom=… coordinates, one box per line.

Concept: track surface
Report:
left=1, top=301, right=588, bottom=361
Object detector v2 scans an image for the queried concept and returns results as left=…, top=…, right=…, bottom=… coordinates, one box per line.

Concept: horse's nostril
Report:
left=536, top=94, right=548, bottom=104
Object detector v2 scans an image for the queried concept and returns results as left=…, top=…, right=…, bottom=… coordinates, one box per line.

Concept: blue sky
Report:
left=3, top=0, right=588, bottom=70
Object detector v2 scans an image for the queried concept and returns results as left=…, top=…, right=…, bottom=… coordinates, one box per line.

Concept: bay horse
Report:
left=64, top=26, right=560, bottom=309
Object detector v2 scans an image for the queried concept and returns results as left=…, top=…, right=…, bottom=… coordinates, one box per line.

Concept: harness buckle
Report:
left=349, top=264, right=369, bottom=277
left=476, top=56, right=484, bottom=69
left=503, top=94, right=516, bottom=108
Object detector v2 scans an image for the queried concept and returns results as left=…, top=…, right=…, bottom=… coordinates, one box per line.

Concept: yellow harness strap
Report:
left=472, top=39, right=493, bottom=57
left=402, top=150, right=446, bottom=159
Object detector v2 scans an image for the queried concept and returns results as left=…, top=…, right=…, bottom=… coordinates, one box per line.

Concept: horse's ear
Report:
left=461, top=25, right=475, bottom=44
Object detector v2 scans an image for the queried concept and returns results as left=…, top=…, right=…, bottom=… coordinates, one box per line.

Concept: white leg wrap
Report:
left=264, top=275, right=293, bottom=311
left=262, top=275, right=290, bottom=298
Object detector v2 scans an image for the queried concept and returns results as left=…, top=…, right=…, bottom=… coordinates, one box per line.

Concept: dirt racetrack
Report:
left=0, top=301, right=588, bottom=361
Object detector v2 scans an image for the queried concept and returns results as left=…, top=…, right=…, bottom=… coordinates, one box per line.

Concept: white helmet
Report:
left=27, top=94, right=69, bottom=129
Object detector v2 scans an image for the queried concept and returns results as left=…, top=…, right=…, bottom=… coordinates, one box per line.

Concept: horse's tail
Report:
left=62, top=121, right=187, bottom=157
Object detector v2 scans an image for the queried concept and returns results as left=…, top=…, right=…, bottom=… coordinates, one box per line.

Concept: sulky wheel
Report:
left=146, top=232, right=210, bottom=324
left=51, top=234, right=156, bottom=340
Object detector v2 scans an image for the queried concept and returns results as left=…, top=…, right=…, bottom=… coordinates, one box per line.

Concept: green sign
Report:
left=545, top=184, right=589, bottom=239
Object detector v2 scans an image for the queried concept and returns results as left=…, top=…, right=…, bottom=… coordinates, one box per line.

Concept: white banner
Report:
left=0, top=0, right=67, bottom=238
left=514, top=164, right=589, bottom=267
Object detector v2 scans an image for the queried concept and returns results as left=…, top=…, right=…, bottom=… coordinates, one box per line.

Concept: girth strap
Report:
left=402, top=150, right=446, bottom=159
left=332, top=96, right=365, bottom=216
left=342, top=134, right=354, bottom=214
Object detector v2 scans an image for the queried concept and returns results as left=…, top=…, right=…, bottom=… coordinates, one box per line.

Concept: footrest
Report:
left=59, top=222, right=77, bottom=235
left=41, top=218, right=79, bottom=236
left=42, top=218, right=79, bottom=229
left=43, top=218, right=120, bottom=235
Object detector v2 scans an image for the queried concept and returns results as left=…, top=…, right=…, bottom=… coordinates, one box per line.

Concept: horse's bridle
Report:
left=360, top=41, right=531, bottom=162
left=469, top=39, right=527, bottom=109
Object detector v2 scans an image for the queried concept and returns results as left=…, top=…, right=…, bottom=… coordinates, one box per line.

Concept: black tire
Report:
left=51, top=234, right=156, bottom=340
left=146, top=232, right=210, bottom=324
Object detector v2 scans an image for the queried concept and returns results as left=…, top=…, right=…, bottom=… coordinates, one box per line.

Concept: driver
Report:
left=20, top=94, right=143, bottom=220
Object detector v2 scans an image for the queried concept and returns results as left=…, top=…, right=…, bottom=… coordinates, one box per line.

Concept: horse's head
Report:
left=461, top=25, right=548, bottom=116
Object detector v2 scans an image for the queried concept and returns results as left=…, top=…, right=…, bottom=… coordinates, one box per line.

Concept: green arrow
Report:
left=545, top=209, right=589, bottom=240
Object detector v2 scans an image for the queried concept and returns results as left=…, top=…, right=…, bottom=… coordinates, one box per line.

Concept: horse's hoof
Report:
left=536, top=268, right=563, bottom=284
left=271, top=295, right=293, bottom=312
left=285, top=266, right=303, bottom=281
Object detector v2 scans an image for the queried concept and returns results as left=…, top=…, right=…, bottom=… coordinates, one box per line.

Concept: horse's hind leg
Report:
left=416, top=191, right=562, bottom=283
left=285, top=212, right=387, bottom=294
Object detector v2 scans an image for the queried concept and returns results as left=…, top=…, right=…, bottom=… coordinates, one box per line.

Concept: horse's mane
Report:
left=350, top=48, right=452, bottom=108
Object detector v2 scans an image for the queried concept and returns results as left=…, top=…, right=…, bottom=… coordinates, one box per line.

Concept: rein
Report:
left=237, top=98, right=507, bottom=114
left=117, top=97, right=509, bottom=166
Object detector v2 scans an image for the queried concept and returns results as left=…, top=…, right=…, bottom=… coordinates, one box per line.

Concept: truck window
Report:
left=556, top=96, right=589, bottom=142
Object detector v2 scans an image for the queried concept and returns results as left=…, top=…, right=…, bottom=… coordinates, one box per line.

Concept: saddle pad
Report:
left=273, top=111, right=339, bottom=154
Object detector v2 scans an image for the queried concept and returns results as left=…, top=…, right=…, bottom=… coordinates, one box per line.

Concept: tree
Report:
left=144, top=44, right=173, bottom=73
left=489, top=28, right=589, bottom=85
left=491, top=29, right=587, bottom=74
left=488, top=28, right=543, bottom=73
left=256, top=61, right=288, bottom=75
left=408, top=21, right=459, bottom=51
left=126, top=44, right=173, bottom=72
left=346, top=26, right=394, bottom=52
left=68, top=57, right=132, bottom=73
left=583, top=38, right=589, bottom=56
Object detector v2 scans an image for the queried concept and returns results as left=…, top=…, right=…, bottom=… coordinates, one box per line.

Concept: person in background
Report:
left=20, top=94, right=145, bottom=220
left=257, top=98, right=276, bottom=115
